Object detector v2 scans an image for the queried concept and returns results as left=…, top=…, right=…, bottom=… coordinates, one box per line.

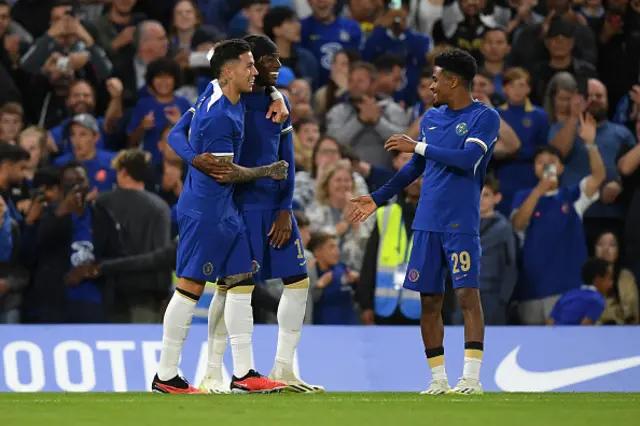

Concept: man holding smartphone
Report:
left=510, top=119, right=606, bottom=325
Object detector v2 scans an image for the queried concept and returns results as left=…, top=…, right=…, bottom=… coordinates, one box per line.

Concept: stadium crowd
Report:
left=0, top=0, right=638, bottom=326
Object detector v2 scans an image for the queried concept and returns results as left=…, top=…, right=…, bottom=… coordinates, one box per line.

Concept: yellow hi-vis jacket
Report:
left=374, top=204, right=421, bottom=320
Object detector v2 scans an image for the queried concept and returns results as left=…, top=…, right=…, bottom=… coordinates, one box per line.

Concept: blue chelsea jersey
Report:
left=413, top=101, right=500, bottom=235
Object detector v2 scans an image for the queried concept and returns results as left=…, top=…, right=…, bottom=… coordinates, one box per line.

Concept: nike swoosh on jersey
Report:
left=495, top=346, right=640, bottom=392
left=299, top=260, right=307, bottom=267
left=428, top=126, right=437, bottom=130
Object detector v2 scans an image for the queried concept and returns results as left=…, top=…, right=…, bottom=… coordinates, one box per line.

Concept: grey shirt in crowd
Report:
left=326, top=95, right=410, bottom=169
left=97, top=188, right=171, bottom=304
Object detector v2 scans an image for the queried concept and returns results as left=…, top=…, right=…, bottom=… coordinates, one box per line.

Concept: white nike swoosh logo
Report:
left=495, top=346, right=640, bottom=392
left=299, top=260, right=307, bottom=266
left=428, top=126, right=437, bottom=130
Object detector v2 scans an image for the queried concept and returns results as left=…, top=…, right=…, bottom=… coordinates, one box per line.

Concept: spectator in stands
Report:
left=0, top=102, right=22, bottom=144
left=97, top=149, right=171, bottom=323
left=17, top=126, right=47, bottom=185
left=547, top=257, right=612, bottom=325
left=495, top=67, right=550, bottom=216
left=53, top=114, right=116, bottom=193
left=550, top=78, right=637, bottom=249
left=512, top=143, right=605, bottom=325
left=263, top=6, right=319, bottom=88
left=326, top=61, right=409, bottom=169
left=308, top=231, right=360, bottom=325
left=343, top=0, right=384, bottom=38
left=472, top=68, right=506, bottom=107
left=0, top=142, right=27, bottom=223
left=287, top=78, right=314, bottom=123
left=112, top=20, right=169, bottom=108
left=479, top=28, right=510, bottom=96
left=371, top=54, right=405, bottom=102
left=510, top=0, right=597, bottom=71
left=529, top=18, right=598, bottom=106
left=20, top=3, right=112, bottom=81
left=313, top=48, right=359, bottom=116
left=361, top=3, right=431, bottom=106
left=352, top=150, right=413, bottom=195
left=502, top=0, right=544, bottom=47
left=470, top=174, right=517, bottom=325
left=542, top=71, right=579, bottom=124
left=596, top=0, right=640, bottom=120
left=579, top=0, right=605, bottom=31
left=48, top=78, right=124, bottom=154
left=169, top=0, right=223, bottom=56
left=232, top=0, right=270, bottom=37
left=432, top=0, right=492, bottom=62
left=24, top=161, right=123, bottom=323
left=0, top=0, right=30, bottom=93
left=92, top=0, right=146, bottom=60
left=358, top=172, right=422, bottom=326
left=127, top=57, right=190, bottom=165
left=0, top=195, right=27, bottom=324
left=405, top=0, right=446, bottom=37
left=293, top=116, right=320, bottom=172
left=294, top=136, right=368, bottom=209
left=406, top=69, right=435, bottom=140
left=306, top=159, right=374, bottom=272
left=593, top=231, right=639, bottom=324
left=301, top=0, right=362, bottom=86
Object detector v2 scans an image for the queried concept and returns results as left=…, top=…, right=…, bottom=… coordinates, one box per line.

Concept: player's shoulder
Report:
left=470, top=102, right=500, bottom=125
left=424, top=105, right=446, bottom=120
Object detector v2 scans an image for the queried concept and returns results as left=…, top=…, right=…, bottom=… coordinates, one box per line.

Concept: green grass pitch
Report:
left=1, top=393, right=638, bottom=426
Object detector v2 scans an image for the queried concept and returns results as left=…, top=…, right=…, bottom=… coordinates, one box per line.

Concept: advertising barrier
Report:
left=1, top=325, right=639, bottom=392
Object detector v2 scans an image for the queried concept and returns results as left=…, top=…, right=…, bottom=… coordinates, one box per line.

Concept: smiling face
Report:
left=255, top=54, right=282, bottom=87
left=173, top=0, right=198, bottom=31
left=430, top=67, right=456, bottom=107
left=223, top=51, right=258, bottom=93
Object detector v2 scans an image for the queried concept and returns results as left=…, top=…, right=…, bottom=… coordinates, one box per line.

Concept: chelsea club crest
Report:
left=456, top=122, right=469, bottom=136
left=202, top=262, right=214, bottom=276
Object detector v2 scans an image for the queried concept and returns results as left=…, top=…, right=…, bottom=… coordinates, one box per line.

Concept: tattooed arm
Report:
left=211, top=156, right=289, bottom=184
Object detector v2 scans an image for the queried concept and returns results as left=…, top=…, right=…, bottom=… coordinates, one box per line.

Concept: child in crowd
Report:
left=308, top=231, right=359, bottom=325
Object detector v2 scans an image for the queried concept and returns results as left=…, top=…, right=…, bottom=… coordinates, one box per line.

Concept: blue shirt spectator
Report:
left=495, top=68, right=550, bottom=216
left=361, top=16, right=431, bottom=106
left=548, top=257, right=612, bottom=325
left=301, top=1, right=362, bottom=86
left=53, top=114, right=117, bottom=193
left=511, top=144, right=605, bottom=325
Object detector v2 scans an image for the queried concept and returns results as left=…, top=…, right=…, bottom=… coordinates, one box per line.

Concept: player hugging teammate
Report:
left=350, top=48, right=500, bottom=395
left=152, top=36, right=323, bottom=395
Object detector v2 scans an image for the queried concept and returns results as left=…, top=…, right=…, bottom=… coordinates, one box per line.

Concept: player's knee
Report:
left=177, top=277, right=206, bottom=298
left=456, top=287, right=480, bottom=311
left=420, top=293, right=444, bottom=315
left=226, top=276, right=256, bottom=294
left=282, top=274, right=309, bottom=288
left=216, top=278, right=228, bottom=293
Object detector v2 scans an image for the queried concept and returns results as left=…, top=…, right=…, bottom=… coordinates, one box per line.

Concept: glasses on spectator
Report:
left=318, top=148, right=339, bottom=155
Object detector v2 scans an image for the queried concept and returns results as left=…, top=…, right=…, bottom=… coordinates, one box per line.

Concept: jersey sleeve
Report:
left=465, top=108, right=501, bottom=154
left=167, top=108, right=197, bottom=165
left=278, top=96, right=295, bottom=210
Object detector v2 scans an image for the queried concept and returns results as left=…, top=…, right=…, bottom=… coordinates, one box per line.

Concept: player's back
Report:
left=234, top=91, right=292, bottom=211
left=415, top=101, right=499, bottom=235
left=178, top=89, right=245, bottom=225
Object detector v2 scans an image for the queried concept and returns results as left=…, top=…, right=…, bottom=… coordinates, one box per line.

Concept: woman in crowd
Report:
left=294, top=135, right=368, bottom=210
left=305, top=159, right=374, bottom=272
left=543, top=72, right=579, bottom=125
left=594, top=232, right=639, bottom=324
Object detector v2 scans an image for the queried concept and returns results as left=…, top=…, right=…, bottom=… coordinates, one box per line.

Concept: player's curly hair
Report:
left=434, top=48, right=477, bottom=88
left=315, top=159, right=358, bottom=206
left=209, top=39, right=252, bottom=79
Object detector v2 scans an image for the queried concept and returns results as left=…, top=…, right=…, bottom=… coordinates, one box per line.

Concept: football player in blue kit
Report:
left=167, top=35, right=323, bottom=394
left=349, top=49, right=500, bottom=395
left=152, top=39, right=289, bottom=395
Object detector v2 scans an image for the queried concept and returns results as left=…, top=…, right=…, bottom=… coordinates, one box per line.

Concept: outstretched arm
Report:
left=370, top=154, right=426, bottom=206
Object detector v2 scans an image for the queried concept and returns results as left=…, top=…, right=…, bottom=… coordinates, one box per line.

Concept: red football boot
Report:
left=230, top=369, right=287, bottom=394
left=152, top=374, right=205, bottom=394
